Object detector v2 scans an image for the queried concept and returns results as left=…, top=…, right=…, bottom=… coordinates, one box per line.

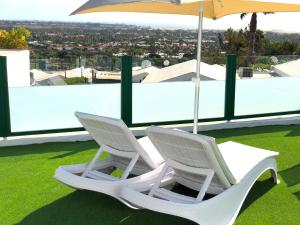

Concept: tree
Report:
left=0, top=28, right=31, bottom=49
left=240, top=13, right=271, bottom=65
left=265, top=40, right=299, bottom=55
left=254, top=29, right=266, bottom=54
left=221, top=28, right=248, bottom=55
left=219, top=28, right=268, bottom=67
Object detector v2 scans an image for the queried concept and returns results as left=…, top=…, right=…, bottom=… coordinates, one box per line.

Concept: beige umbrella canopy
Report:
left=71, top=0, right=300, bottom=133
left=72, top=0, right=300, bottom=19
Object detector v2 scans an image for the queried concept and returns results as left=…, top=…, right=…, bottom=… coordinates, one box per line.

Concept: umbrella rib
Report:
left=211, top=0, right=217, bottom=19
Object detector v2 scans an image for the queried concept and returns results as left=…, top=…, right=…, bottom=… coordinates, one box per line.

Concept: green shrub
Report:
left=65, top=77, right=86, bottom=85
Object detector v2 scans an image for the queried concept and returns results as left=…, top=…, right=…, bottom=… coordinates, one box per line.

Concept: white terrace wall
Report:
left=0, top=50, right=30, bottom=87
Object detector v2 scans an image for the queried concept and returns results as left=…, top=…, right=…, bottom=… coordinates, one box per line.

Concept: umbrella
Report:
left=71, top=0, right=300, bottom=133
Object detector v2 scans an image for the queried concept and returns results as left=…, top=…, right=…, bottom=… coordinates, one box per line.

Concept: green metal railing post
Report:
left=0, top=56, right=11, bottom=137
left=121, top=55, right=132, bottom=126
left=224, top=54, right=237, bottom=121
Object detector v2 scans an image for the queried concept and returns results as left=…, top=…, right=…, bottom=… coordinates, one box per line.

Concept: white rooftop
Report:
left=142, top=60, right=227, bottom=83
left=272, top=59, right=300, bottom=77
left=31, top=69, right=66, bottom=85
left=62, top=68, right=93, bottom=79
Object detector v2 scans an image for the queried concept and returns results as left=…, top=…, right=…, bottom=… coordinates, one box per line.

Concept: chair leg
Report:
left=270, top=168, right=280, bottom=184
left=82, top=146, right=104, bottom=177
left=121, top=154, right=140, bottom=179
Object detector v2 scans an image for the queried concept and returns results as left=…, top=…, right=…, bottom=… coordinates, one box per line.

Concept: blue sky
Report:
left=1, top=0, right=300, bottom=32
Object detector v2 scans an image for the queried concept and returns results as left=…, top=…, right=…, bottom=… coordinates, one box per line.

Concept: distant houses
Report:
left=29, top=59, right=249, bottom=86
left=30, top=59, right=228, bottom=85
left=29, top=58, right=300, bottom=86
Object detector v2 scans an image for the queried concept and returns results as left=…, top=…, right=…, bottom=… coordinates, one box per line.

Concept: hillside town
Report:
left=1, top=20, right=300, bottom=86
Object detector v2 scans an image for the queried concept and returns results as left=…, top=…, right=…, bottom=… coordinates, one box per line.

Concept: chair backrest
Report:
left=75, top=112, right=161, bottom=169
left=146, top=126, right=237, bottom=188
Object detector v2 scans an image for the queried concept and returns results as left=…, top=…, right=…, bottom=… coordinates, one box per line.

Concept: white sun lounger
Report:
left=119, top=126, right=279, bottom=225
left=54, top=112, right=164, bottom=204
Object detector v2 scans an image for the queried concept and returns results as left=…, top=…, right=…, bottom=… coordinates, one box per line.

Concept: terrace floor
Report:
left=0, top=125, right=299, bottom=225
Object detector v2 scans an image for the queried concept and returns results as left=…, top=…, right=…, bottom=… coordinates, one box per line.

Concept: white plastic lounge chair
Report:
left=119, top=126, right=279, bottom=225
left=54, top=112, right=164, bottom=203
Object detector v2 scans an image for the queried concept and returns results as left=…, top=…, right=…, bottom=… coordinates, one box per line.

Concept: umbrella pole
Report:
left=193, top=7, right=204, bottom=134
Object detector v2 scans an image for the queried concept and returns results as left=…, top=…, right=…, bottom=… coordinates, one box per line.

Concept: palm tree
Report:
left=241, top=13, right=271, bottom=66
left=240, top=13, right=257, bottom=65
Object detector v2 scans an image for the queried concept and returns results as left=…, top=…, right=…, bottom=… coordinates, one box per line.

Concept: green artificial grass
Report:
left=0, top=125, right=299, bottom=225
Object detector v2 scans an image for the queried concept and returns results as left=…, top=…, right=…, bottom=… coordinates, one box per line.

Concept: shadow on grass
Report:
left=239, top=178, right=277, bottom=215
left=203, top=125, right=300, bottom=139
left=16, top=191, right=196, bottom=225
left=285, top=125, right=300, bottom=137
left=0, top=141, right=98, bottom=158
left=17, top=179, right=277, bottom=225
left=279, top=164, right=300, bottom=187
left=294, top=191, right=300, bottom=201
left=2, top=125, right=299, bottom=159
